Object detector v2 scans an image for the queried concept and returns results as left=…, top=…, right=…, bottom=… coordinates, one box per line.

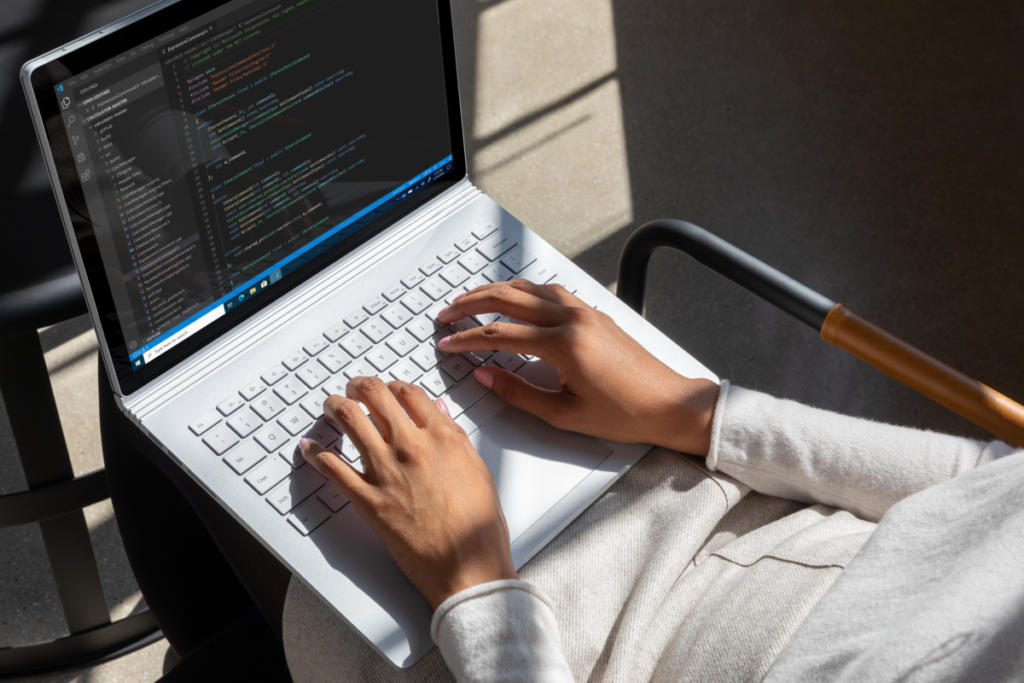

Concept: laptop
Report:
left=21, top=0, right=716, bottom=667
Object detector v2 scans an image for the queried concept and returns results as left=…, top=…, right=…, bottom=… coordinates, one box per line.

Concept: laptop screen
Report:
left=26, top=0, right=466, bottom=394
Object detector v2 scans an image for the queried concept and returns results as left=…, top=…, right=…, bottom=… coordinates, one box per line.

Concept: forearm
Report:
left=432, top=580, right=574, bottom=683
left=706, top=381, right=1015, bottom=521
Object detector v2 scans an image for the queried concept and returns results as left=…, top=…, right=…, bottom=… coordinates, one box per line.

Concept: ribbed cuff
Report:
left=430, top=579, right=556, bottom=645
left=705, top=379, right=731, bottom=471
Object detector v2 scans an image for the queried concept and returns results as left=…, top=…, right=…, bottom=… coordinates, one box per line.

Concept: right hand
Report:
left=436, top=279, right=719, bottom=456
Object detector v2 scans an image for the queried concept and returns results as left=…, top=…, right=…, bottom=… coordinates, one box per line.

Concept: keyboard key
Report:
left=472, top=311, right=502, bottom=326
left=499, top=245, right=537, bottom=274
left=521, top=261, right=556, bottom=285
left=343, top=360, right=377, bottom=380
left=227, top=411, right=261, bottom=438
left=420, top=368, right=456, bottom=397
left=255, top=422, right=291, bottom=452
left=301, top=393, right=327, bottom=419
left=390, top=359, right=424, bottom=383
left=445, top=377, right=491, bottom=417
left=278, top=406, right=314, bottom=436
left=491, top=351, right=526, bottom=372
left=297, top=362, right=330, bottom=389
left=464, top=348, right=494, bottom=366
left=189, top=410, right=222, bottom=436
left=366, top=346, right=399, bottom=372
left=455, top=392, right=506, bottom=435
left=331, top=435, right=362, bottom=463
left=344, top=309, right=369, bottom=328
left=481, top=263, right=515, bottom=283
left=455, top=234, right=477, bottom=251
left=385, top=330, right=417, bottom=357
left=213, top=395, right=244, bottom=416
left=457, top=251, right=488, bottom=274
left=381, top=305, right=413, bottom=329
left=360, top=319, right=392, bottom=344
left=476, top=234, right=516, bottom=260
left=340, top=333, right=371, bottom=358
left=322, top=376, right=349, bottom=396
left=261, top=364, right=288, bottom=386
left=283, top=351, right=309, bottom=371
left=420, top=259, right=443, bottom=277
left=318, top=348, right=350, bottom=374
left=304, top=418, right=340, bottom=448
left=239, top=380, right=267, bottom=401
left=323, top=322, right=349, bottom=342
left=401, top=271, right=426, bottom=289
left=463, top=274, right=489, bottom=292
left=440, top=264, right=471, bottom=288
left=245, top=456, right=292, bottom=495
left=400, top=290, right=431, bottom=315
left=449, top=317, right=481, bottom=335
left=288, top=497, right=331, bottom=536
left=279, top=439, right=306, bottom=468
left=303, top=337, right=330, bottom=357
left=406, top=317, right=439, bottom=342
left=426, top=302, right=448, bottom=323
left=438, top=246, right=460, bottom=263
left=273, top=379, right=308, bottom=405
left=440, top=355, right=473, bottom=382
left=318, top=484, right=350, bottom=512
left=202, top=424, right=238, bottom=454
left=410, top=345, right=445, bottom=371
left=383, top=284, right=406, bottom=302
left=429, top=331, right=452, bottom=356
left=472, top=222, right=498, bottom=240
left=363, top=297, right=387, bottom=315
left=420, top=277, right=451, bottom=301
left=224, top=441, right=267, bottom=475
left=268, top=466, right=326, bottom=514
left=251, top=392, right=287, bottom=421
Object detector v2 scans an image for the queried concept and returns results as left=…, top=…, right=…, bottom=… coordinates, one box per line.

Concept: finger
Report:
left=473, top=366, right=570, bottom=423
left=299, top=437, right=371, bottom=501
left=463, top=278, right=565, bottom=304
left=386, top=381, right=444, bottom=429
left=438, top=280, right=566, bottom=327
left=440, top=319, right=559, bottom=358
left=323, top=393, right=386, bottom=462
left=345, top=376, right=411, bottom=443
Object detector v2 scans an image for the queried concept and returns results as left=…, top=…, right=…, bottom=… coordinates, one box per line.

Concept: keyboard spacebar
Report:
left=454, top=392, right=505, bottom=435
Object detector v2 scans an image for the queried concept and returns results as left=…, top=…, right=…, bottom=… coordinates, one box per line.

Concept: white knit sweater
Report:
left=428, top=382, right=1023, bottom=682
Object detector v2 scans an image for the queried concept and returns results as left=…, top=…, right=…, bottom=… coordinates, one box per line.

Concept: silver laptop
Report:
left=21, top=0, right=715, bottom=667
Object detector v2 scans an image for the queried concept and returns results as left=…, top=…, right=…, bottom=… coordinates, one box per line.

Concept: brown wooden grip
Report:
left=821, top=303, right=1024, bottom=448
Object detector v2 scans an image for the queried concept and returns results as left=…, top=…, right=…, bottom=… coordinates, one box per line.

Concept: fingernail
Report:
left=436, top=397, right=451, bottom=417
left=437, top=306, right=449, bottom=320
left=452, top=292, right=467, bottom=303
left=474, top=367, right=494, bottom=389
left=438, top=335, right=450, bottom=349
left=299, top=437, right=309, bottom=452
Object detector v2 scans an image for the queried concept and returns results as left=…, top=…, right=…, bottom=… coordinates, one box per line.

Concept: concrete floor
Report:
left=2, top=0, right=1022, bottom=680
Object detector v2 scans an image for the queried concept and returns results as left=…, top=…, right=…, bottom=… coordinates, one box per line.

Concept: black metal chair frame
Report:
left=0, top=268, right=159, bottom=676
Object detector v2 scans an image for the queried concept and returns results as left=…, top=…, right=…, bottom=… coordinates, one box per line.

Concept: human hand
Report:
left=437, top=279, right=719, bottom=456
left=300, top=378, right=518, bottom=610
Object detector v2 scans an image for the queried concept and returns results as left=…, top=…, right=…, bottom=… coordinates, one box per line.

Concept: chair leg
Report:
left=0, top=330, right=110, bottom=633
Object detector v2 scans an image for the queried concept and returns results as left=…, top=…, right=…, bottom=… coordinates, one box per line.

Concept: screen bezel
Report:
left=25, top=0, right=467, bottom=396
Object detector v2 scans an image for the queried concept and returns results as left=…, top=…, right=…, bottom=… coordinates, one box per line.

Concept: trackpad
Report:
left=469, top=407, right=613, bottom=543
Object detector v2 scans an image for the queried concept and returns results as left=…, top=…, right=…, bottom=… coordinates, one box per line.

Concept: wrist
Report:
left=653, top=376, right=719, bottom=456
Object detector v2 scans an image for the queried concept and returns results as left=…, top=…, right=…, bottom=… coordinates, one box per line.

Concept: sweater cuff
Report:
left=705, top=379, right=731, bottom=471
left=431, top=579, right=574, bottom=683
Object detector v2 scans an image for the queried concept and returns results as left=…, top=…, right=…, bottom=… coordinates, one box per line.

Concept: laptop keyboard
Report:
left=186, top=227, right=592, bottom=538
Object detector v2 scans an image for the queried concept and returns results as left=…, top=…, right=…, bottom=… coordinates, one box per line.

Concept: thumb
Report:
left=473, top=366, right=568, bottom=421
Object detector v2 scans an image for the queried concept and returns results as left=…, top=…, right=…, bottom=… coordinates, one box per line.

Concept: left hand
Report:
left=300, top=377, right=518, bottom=610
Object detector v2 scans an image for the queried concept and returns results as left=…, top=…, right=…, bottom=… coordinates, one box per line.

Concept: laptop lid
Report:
left=22, top=0, right=468, bottom=396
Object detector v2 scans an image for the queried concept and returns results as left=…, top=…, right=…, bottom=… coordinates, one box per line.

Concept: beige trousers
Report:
left=283, top=448, right=875, bottom=683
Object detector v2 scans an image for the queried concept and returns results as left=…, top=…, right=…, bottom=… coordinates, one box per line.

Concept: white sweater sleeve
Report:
left=431, top=579, right=574, bottom=683
left=706, top=381, right=1016, bottom=521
